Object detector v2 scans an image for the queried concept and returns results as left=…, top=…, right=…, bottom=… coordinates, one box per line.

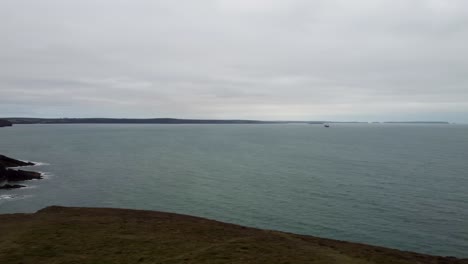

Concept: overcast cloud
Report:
left=1, top=0, right=468, bottom=121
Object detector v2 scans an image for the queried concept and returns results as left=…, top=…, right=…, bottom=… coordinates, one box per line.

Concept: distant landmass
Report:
left=4, top=118, right=292, bottom=124
left=0, top=119, right=12, bottom=127
left=383, top=121, right=450, bottom=124
left=1, top=118, right=450, bottom=125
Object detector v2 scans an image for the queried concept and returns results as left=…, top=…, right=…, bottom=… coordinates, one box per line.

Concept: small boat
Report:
left=324, top=124, right=330, bottom=128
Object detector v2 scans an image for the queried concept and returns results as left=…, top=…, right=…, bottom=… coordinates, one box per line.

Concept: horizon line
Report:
left=1, top=117, right=456, bottom=124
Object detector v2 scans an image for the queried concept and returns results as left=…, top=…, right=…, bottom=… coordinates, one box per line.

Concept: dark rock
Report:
left=0, top=119, right=12, bottom=127
left=1, top=160, right=42, bottom=185
left=0, top=184, right=25, bottom=189
left=0, top=155, right=35, bottom=167
left=0, top=165, right=7, bottom=181
left=3, top=169, right=42, bottom=182
left=0, top=154, right=42, bottom=189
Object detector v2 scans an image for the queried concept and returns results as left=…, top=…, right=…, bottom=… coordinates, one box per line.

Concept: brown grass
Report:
left=0, top=206, right=466, bottom=264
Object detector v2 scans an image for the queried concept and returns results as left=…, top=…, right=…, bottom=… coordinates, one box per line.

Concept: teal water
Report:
left=0, top=124, right=467, bottom=257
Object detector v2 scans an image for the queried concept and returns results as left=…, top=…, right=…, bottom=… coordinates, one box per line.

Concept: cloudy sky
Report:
left=1, top=0, right=467, bottom=122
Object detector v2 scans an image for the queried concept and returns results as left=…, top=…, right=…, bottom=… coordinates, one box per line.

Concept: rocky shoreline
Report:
left=0, top=154, right=43, bottom=189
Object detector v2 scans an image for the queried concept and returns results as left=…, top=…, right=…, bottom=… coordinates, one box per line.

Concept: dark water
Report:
left=1, top=124, right=467, bottom=257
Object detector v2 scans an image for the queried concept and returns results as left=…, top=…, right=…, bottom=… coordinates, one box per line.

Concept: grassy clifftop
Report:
left=0, top=206, right=465, bottom=264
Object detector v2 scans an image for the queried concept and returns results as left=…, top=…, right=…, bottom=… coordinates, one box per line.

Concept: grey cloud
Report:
left=1, top=0, right=468, bottom=121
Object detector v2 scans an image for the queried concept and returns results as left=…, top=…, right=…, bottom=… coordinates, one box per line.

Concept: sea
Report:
left=0, top=123, right=467, bottom=257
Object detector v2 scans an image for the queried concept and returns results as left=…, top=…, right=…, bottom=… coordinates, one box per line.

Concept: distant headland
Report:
left=0, top=119, right=12, bottom=127
left=0, top=117, right=450, bottom=125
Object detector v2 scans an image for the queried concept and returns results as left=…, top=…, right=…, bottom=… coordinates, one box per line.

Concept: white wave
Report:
left=31, top=161, right=50, bottom=166
left=19, top=160, right=50, bottom=167
left=38, top=172, right=54, bottom=180
left=22, top=185, right=38, bottom=190
left=0, top=194, right=33, bottom=204
left=0, top=194, right=15, bottom=200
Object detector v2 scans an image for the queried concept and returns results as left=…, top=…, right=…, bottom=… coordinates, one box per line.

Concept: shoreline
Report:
left=0, top=154, right=43, bottom=189
left=0, top=206, right=466, bottom=263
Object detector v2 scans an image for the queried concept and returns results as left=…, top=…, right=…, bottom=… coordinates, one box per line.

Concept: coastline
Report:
left=2, top=117, right=451, bottom=125
left=0, top=206, right=466, bottom=264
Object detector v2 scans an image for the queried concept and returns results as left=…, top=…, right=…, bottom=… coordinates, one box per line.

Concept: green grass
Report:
left=0, top=206, right=466, bottom=264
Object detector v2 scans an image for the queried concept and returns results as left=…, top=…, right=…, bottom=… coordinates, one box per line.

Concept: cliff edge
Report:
left=0, top=206, right=466, bottom=264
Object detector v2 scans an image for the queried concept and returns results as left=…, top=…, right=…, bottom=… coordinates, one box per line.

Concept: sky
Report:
left=1, top=0, right=468, bottom=122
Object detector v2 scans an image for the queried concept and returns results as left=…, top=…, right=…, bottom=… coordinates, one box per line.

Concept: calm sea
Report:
left=1, top=124, right=467, bottom=257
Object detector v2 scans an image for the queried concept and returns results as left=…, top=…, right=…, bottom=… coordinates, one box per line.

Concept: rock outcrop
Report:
left=1, top=168, right=42, bottom=182
left=0, top=154, right=42, bottom=189
left=0, top=155, right=34, bottom=167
